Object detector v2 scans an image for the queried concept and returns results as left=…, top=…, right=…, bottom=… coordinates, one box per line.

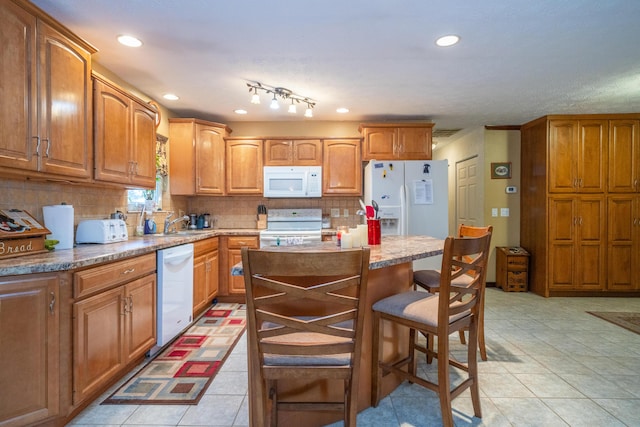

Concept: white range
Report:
left=259, top=208, right=323, bottom=248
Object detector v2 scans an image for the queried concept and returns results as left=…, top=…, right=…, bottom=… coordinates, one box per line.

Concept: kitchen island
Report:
left=236, top=235, right=444, bottom=427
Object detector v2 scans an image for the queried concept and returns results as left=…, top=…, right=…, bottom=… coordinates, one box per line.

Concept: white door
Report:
left=456, top=156, right=481, bottom=229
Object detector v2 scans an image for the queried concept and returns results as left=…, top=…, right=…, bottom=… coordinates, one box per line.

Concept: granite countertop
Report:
left=231, top=235, right=444, bottom=275
left=0, top=228, right=260, bottom=276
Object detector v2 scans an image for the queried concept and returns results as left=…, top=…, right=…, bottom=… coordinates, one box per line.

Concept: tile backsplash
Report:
left=1, top=177, right=365, bottom=235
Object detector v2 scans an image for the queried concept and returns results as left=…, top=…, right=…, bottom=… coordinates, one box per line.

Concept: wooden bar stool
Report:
left=413, top=224, right=493, bottom=361
left=372, top=233, right=491, bottom=427
left=242, top=247, right=370, bottom=427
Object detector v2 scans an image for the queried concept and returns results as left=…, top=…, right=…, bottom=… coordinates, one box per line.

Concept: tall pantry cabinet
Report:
left=521, top=114, right=640, bottom=296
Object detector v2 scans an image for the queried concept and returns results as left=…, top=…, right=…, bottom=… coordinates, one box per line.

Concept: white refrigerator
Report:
left=364, top=159, right=449, bottom=270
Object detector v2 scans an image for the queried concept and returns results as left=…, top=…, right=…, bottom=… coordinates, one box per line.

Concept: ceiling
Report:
left=32, top=0, right=640, bottom=136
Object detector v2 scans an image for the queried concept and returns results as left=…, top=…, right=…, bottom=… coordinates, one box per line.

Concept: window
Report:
left=127, top=177, right=163, bottom=211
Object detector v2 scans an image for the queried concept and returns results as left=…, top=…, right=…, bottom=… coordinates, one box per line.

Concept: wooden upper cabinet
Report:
left=0, top=0, right=95, bottom=180
left=608, top=119, right=640, bottom=193
left=169, top=119, right=230, bottom=195
left=0, top=0, right=37, bottom=171
left=264, top=139, right=322, bottom=166
left=360, top=123, right=433, bottom=160
left=93, top=74, right=157, bottom=188
left=226, top=139, right=263, bottom=194
left=323, top=138, right=362, bottom=195
left=548, top=119, right=607, bottom=193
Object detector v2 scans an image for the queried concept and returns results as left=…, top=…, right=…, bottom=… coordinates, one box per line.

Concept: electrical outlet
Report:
left=343, top=208, right=349, bottom=217
left=331, top=208, right=340, bottom=218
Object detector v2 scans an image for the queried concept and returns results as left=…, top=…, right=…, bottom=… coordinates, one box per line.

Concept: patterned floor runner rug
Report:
left=103, top=302, right=246, bottom=405
left=587, top=311, right=640, bottom=335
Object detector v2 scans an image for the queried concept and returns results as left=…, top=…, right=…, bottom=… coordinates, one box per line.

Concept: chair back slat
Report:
left=438, top=233, right=492, bottom=331
left=243, top=247, right=370, bottom=366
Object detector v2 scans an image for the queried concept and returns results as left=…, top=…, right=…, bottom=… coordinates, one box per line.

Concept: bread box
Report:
left=0, top=209, right=50, bottom=259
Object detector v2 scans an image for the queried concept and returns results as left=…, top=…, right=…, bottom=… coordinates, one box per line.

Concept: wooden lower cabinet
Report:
left=193, top=237, right=219, bottom=316
left=72, top=255, right=156, bottom=405
left=0, top=272, right=61, bottom=426
left=220, top=235, right=259, bottom=298
left=548, top=195, right=606, bottom=291
left=607, top=195, right=640, bottom=290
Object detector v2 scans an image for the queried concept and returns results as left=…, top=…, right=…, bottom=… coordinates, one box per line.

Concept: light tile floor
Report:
left=69, top=288, right=640, bottom=426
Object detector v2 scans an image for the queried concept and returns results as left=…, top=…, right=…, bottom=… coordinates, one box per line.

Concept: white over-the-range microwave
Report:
left=263, top=166, right=322, bottom=198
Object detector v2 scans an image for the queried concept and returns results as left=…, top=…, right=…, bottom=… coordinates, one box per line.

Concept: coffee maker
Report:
left=188, top=213, right=197, bottom=229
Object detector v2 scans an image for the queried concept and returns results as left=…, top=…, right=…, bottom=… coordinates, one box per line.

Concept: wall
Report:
left=433, top=127, right=522, bottom=282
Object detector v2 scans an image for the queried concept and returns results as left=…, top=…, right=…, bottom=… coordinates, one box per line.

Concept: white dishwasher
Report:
left=156, top=243, right=194, bottom=347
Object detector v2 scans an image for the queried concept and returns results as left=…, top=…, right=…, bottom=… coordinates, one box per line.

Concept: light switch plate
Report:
left=331, top=208, right=340, bottom=218
left=506, top=186, right=517, bottom=193
left=491, top=208, right=498, bottom=217
left=343, top=208, right=349, bottom=217
left=500, top=208, right=510, bottom=217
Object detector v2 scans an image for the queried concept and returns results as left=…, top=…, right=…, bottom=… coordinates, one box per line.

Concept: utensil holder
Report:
left=367, top=219, right=381, bottom=245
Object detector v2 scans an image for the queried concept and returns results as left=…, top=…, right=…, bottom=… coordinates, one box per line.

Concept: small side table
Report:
left=496, top=247, right=530, bottom=292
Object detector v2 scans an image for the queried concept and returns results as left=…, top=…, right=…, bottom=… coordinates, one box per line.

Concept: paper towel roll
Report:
left=43, top=204, right=74, bottom=249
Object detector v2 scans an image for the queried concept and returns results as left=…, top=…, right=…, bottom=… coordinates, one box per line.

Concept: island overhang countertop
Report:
left=232, top=235, right=444, bottom=275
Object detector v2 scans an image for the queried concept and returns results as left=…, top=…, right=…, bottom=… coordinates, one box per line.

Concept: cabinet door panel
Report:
left=549, top=244, right=574, bottom=289
left=578, top=197, right=604, bottom=241
left=38, top=22, right=91, bottom=179
left=578, top=243, right=605, bottom=290
left=548, top=197, right=575, bottom=241
left=193, top=253, right=208, bottom=314
left=196, top=124, right=226, bottom=194
left=207, top=250, right=219, bottom=300
left=548, top=121, right=578, bottom=192
left=323, top=139, right=362, bottom=195
left=93, top=82, right=131, bottom=183
left=608, top=119, right=639, bottom=193
left=0, top=274, right=59, bottom=425
left=264, top=140, right=292, bottom=165
left=73, top=287, right=124, bottom=404
left=226, top=139, right=263, bottom=194
left=294, top=140, right=322, bottom=165
left=607, top=195, right=639, bottom=290
left=131, top=103, right=157, bottom=187
left=397, top=127, right=432, bottom=159
left=228, top=249, right=245, bottom=294
left=0, top=1, right=37, bottom=171
left=125, top=275, right=156, bottom=362
left=362, top=128, right=395, bottom=160
left=578, top=120, right=607, bottom=192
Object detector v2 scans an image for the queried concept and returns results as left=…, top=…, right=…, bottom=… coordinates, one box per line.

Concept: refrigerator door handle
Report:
left=400, top=184, right=408, bottom=235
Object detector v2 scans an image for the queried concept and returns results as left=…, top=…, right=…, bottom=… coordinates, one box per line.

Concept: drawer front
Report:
left=507, top=270, right=528, bottom=284
left=194, top=237, right=219, bottom=256
left=227, top=236, right=259, bottom=249
left=506, top=256, right=529, bottom=270
left=74, top=252, right=156, bottom=299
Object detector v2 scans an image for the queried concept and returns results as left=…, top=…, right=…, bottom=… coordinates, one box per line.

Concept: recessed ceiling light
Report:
left=336, top=107, right=350, bottom=114
left=162, top=93, right=179, bottom=101
left=117, top=35, right=143, bottom=47
left=234, top=109, right=248, bottom=115
left=435, top=35, right=460, bottom=47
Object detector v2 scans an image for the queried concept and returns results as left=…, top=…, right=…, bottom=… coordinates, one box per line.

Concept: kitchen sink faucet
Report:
left=164, top=212, right=190, bottom=234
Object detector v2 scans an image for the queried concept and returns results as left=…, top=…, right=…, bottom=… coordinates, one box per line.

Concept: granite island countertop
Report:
left=232, top=235, right=444, bottom=275
left=0, top=228, right=260, bottom=276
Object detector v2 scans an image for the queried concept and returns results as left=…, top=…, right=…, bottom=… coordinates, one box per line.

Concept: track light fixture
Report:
left=246, top=81, right=315, bottom=117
